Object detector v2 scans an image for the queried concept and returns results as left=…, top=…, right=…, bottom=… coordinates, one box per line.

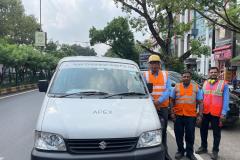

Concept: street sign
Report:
left=139, top=52, right=150, bottom=69
left=35, top=31, right=46, bottom=47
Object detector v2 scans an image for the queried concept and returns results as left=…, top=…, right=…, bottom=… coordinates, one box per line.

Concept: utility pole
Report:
left=212, top=24, right=215, bottom=55
left=40, top=0, right=42, bottom=31
left=211, top=24, right=216, bottom=67
left=232, top=32, right=237, bottom=58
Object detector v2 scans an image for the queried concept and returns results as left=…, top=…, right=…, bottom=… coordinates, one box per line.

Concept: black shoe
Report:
left=210, top=151, right=218, bottom=160
left=195, top=147, right=207, bottom=154
left=186, top=154, right=197, bottom=160
left=165, top=152, right=172, bottom=160
left=175, top=152, right=184, bottom=159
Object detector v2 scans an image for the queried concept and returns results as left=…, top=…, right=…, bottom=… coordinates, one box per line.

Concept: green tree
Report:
left=104, top=48, right=120, bottom=58
left=14, top=15, right=40, bottom=44
left=0, top=0, right=40, bottom=44
left=0, top=39, right=59, bottom=86
left=89, top=17, right=138, bottom=62
left=45, top=40, right=59, bottom=52
left=114, top=0, right=210, bottom=66
left=193, top=0, right=240, bottom=33
left=58, top=44, right=97, bottom=58
left=70, top=44, right=97, bottom=56
left=0, top=0, right=24, bottom=36
left=114, top=0, right=191, bottom=58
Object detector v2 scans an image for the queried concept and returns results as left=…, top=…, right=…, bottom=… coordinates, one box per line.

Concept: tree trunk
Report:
left=15, top=67, right=18, bottom=86
left=0, top=66, right=6, bottom=85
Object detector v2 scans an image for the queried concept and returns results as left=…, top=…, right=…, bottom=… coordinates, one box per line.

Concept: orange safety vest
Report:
left=173, top=82, right=198, bottom=117
left=202, top=80, right=225, bottom=117
left=144, top=70, right=169, bottom=109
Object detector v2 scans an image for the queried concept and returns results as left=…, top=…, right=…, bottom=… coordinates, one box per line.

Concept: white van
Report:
left=31, top=56, right=165, bottom=160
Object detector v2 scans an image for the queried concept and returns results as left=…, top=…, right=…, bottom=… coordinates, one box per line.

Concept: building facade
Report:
left=174, top=10, right=211, bottom=76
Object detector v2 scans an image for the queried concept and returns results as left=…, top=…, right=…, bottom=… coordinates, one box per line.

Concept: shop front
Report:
left=213, top=45, right=234, bottom=81
left=231, top=55, right=240, bottom=81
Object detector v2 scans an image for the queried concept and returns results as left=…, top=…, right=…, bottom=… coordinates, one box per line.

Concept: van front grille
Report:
left=66, top=137, right=138, bottom=154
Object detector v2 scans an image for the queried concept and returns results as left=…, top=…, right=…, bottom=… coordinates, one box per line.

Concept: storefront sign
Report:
left=139, top=52, right=150, bottom=69
left=214, top=45, right=232, bottom=60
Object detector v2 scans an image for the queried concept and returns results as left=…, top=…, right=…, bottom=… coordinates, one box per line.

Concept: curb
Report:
left=0, top=84, right=38, bottom=96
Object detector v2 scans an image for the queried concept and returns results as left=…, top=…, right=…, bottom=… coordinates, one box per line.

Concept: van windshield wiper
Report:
left=102, top=92, right=146, bottom=99
left=58, top=91, right=109, bottom=98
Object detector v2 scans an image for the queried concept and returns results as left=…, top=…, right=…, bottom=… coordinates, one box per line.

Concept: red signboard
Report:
left=214, top=45, right=232, bottom=60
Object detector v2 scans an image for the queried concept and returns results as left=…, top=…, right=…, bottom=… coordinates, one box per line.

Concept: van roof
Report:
left=59, top=56, right=138, bottom=66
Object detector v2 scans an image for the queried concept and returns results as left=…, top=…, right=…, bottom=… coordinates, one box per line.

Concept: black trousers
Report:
left=157, top=108, right=169, bottom=153
left=200, top=113, right=221, bottom=152
left=174, top=115, right=196, bottom=156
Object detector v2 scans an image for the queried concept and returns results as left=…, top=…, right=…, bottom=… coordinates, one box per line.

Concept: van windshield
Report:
left=49, top=61, right=147, bottom=97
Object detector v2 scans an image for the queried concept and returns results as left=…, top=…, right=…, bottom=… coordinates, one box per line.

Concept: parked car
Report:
left=32, top=56, right=165, bottom=160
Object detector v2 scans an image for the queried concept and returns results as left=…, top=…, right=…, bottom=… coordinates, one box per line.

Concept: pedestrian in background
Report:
left=232, top=75, right=238, bottom=90
left=170, top=70, right=203, bottom=160
left=196, top=67, right=229, bottom=160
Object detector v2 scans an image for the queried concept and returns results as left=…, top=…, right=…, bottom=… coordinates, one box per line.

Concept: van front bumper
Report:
left=31, top=145, right=165, bottom=160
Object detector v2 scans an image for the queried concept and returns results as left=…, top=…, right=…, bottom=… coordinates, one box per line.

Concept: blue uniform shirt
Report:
left=170, top=83, right=203, bottom=101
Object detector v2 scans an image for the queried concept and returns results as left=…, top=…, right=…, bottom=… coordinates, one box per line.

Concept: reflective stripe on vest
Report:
left=173, top=83, right=198, bottom=117
left=152, top=91, right=164, bottom=95
left=153, top=86, right=166, bottom=89
left=203, top=80, right=224, bottom=96
left=144, top=70, right=169, bottom=108
left=203, top=80, right=225, bottom=117
left=144, top=71, right=167, bottom=85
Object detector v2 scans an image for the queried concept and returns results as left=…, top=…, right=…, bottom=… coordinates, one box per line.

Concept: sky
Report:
left=21, top=0, right=145, bottom=56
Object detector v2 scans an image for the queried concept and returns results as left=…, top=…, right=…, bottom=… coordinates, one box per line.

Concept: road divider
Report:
left=0, top=84, right=37, bottom=96
left=0, top=89, right=38, bottom=100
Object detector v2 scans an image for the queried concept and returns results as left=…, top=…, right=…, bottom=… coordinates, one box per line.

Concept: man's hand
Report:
left=220, top=115, right=226, bottom=122
left=196, top=115, right=202, bottom=127
left=154, top=100, right=160, bottom=106
left=218, top=115, right=226, bottom=127
left=171, top=113, right=176, bottom=122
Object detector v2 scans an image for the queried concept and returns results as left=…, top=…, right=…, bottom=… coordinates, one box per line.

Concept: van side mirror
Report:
left=147, top=83, right=153, bottom=93
left=38, top=80, right=49, bottom=92
left=171, top=83, right=176, bottom=87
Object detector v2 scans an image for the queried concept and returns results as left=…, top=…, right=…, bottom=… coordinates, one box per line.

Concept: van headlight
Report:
left=137, top=130, right=162, bottom=148
left=34, top=131, right=66, bottom=151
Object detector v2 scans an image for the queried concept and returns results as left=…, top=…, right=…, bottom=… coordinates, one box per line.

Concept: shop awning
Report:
left=213, top=45, right=232, bottom=60
left=213, top=45, right=231, bottom=52
left=231, top=55, right=240, bottom=63
left=231, top=55, right=240, bottom=66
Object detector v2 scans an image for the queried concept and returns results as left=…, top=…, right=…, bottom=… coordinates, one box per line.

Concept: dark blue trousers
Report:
left=174, top=116, right=196, bottom=156
left=200, top=113, right=221, bottom=152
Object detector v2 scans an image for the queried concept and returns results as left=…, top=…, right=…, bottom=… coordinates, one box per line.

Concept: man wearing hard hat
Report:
left=143, top=54, right=172, bottom=160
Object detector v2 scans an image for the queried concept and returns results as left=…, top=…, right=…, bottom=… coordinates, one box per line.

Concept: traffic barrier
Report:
left=19, top=85, right=25, bottom=91
left=0, top=89, right=7, bottom=94
left=0, top=84, right=37, bottom=96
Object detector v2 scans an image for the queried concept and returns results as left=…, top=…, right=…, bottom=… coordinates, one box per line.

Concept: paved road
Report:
left=0, top=91, right=239, bottom=160
left=168, top=120, right=240, bottom=160
left=0, top=91, right=44, bottom=160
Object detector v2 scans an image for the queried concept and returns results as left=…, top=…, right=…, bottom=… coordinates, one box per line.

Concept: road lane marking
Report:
left=167, top=126, right=204, bottom=160
left=0, top=89, right=38, bottom=100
